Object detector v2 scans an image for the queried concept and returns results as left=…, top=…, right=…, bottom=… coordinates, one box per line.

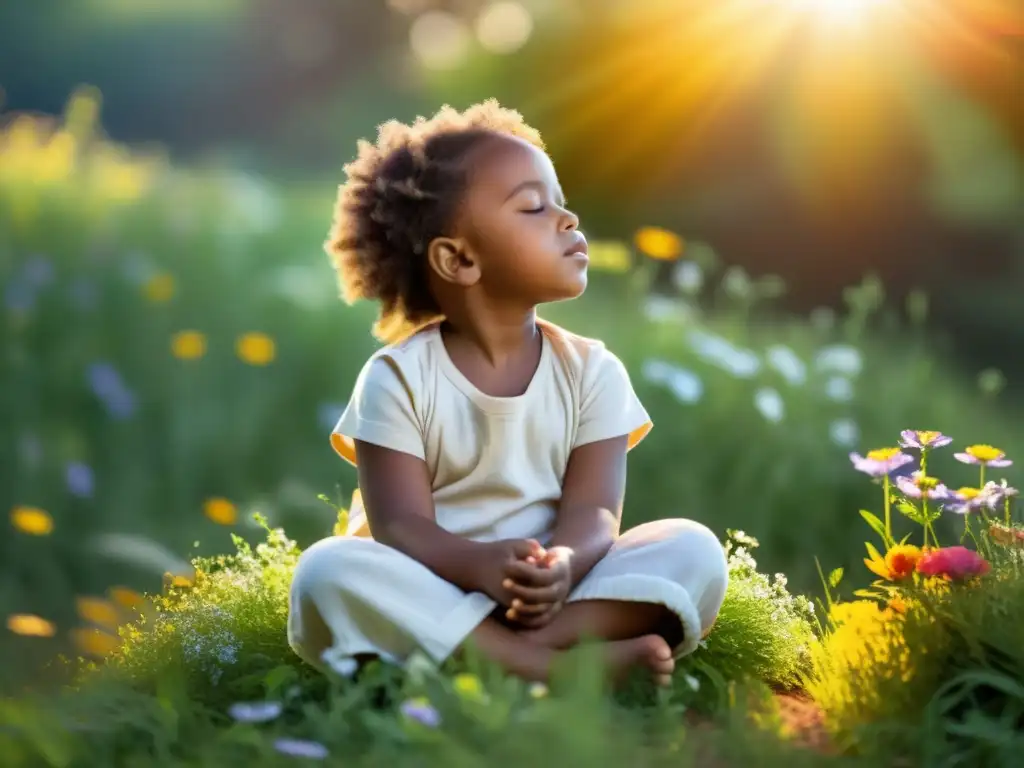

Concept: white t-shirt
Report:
left=331, top=319, right=652, bottom=541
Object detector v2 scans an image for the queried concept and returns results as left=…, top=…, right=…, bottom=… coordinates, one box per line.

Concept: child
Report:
left=288, top=101, right=728, bottom=687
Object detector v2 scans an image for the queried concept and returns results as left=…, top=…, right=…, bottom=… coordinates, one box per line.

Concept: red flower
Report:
left=916, top=546, right=991, bottom=581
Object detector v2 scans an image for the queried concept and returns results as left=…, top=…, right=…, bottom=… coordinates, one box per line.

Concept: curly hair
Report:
left=325, top=99, right=544, bottom=344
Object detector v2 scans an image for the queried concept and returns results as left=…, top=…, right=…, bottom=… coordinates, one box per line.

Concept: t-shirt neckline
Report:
left=432, top=323, right=551, bottom=415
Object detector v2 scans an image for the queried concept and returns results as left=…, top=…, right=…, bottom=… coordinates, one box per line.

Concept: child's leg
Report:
left=466, top=616, right=675, bottom=686
left=519, top=599, right=684, bottom=651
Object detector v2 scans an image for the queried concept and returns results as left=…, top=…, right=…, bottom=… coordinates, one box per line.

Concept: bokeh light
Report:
left=410, top=11, right=472, bottom=70
left=476, top=2, right=534, bottom=54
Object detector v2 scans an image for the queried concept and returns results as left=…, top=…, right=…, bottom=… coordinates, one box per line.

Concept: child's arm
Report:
left=356, top=439, right=544, bottom=601
left=502, top=435, right=627, bottom=622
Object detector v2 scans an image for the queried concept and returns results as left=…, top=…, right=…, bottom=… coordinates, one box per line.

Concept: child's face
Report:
left=456, top=134, right=589, bottom=305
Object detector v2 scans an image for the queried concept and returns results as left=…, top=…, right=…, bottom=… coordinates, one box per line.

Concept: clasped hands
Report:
left=479, top=539, right=573, bottom=629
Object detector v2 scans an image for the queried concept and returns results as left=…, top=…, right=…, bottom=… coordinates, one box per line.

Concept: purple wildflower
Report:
left=272, top=738, right=329, bottom=760
left=899, top=430, right=953, bottom=450
left=86, top=363, right=137, bottom=419
left=66, top=462, right=95, bottom=498
left=400, top=698, right=441, bottom=728
left=896, top=471, right=951, bottom=501
left=954, top=445, right=1012, bottom=468
left=942, top=487, right=989, bottom=515
left=849, top=448, right=914, bottom=477
left=981, top=480, right=1019, bottom=511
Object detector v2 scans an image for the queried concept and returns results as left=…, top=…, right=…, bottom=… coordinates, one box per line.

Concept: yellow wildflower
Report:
left=634, top=227, right=684, bottom=261
left=203, top=497, right=238, bottom=526
left=864, top=543, right=922, bottom=581
left=143, top=273, right=176, bottom=303
left=72, top=627, right=120, bottom=657
left=75, top=597, right=121, bottom=630
left=109, top=587, right=146, bottom=610
left=236, top=332, right=276, bottom=366
left=11, top=506, right=54, bottom=536
left=7, top=614, right=57, bottom=638
left=452, top=672, right=485, bottom=699
left=171, top=330, right=207, bottom=360
left=586, top=240, right=632, bottom=273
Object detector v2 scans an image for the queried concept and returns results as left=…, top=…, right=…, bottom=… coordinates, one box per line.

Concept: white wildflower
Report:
left=828, top=418, right=859, bottom=447
left=824, top=376, right=854, bottom=402
left=754, top=387, right=785, bottom=423
left=228, top=701, right=283, bottom=724
left=814, top=344, right=862, bottom=377
left=765, top=345, right=807, bottom=385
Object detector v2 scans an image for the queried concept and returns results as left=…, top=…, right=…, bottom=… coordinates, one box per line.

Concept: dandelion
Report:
left=11, top=506, right=54, bottom=535
left=272, top=738, right=329, bottom=760
left=634, top=226, right=683, bottom=260
left=899, top=430, right=952, bottom=450
left=765, top=345, right=807, bottom=385
left=916, top=546, right=990, bottom=581
left=171, top=331, right=207, bottom=361
left=400, top=697, right=441, bottom=727
left=236, top=332, right=276, bottom=366
left=65, top=462, right=95, bottom=498
left=954, top=445, right=1012, bottom=468
left=203, top=497, right=238, bottom=526
left=75, top=597, right=121, bottom=630
left=7, top=614, right=57, bottom=638
left=753, top=387, right=784, bottom=423
left=143, top=273, right=175, bottom=303
left=228, top=701, right=283, bottom=724
left=849, top=448, right=914, bottom=478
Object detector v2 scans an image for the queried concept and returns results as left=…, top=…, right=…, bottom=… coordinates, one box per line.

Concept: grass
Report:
left=3, top=92, right=1024, bottom=767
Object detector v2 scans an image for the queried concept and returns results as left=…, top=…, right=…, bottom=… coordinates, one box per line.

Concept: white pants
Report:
left=288, top=518, right=729, bottom=672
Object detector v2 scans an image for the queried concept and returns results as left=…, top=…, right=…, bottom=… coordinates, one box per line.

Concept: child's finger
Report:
left=510, top=598, right=552, bottom=616
left=503, top=580, right=560, bottom=605
left=504, top=560, right=558, bottom=587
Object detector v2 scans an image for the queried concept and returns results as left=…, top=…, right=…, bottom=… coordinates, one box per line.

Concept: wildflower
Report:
left=673, top=261, right=703, bottom=293
left=453, top=672, right=485, bottom=699
left=203, top=497, right=238, bottom=526
left=171, top=331, right=207, bottom=361
left=642, top=295, right=694, bottom=324
left=236, top=332, right=276, bottom=366
left=109, top=587, right=146, bottom=611
left=828, top=419, right=859, bottom=447
left=814, top=345, right=862, bottom=377
left=143, top=273, right=175, bottom=303
left=6, top=614, right=57, bottom=637
left=687, top=329, right=760, bottom=378
left=980, top=479, right=1018, bottom=510
left=899, top=430, right=952, bottom=450
left=641, top=359, right=703, bottom=404
left=954, top=445, right=1012, bottom=468
left=65, top=462, right=95, bottom=498
left=400, top=697, right=441, bottom=727
left=753, top=387, right=785, bottom=423
left=988, top=523, right=1024, bottom=548
left=722, top=266, right=752, bottom=300
left=916, top=546, right=990, bottom=581
left=766, top=345, right=807, bottom=386
left=75, top=597, right=121, bottom=630
left=228, top=701, right=283, bottom=724
left=896, top=471, right=950, bottom=501
left=683, top=674, right=701, bottom=692
left=71, top=627, right=121, bottom=657
left=864, top=544, right=922, bottom=581
left=528, top=682, right=548, bottom=699
left=824, top=376, right=854, bottom=402
left=849, top=448, right=914, bottom=477
left=11, top=506, right=54, bottom=535
left=634, top=226, right=683, bottom=260
left=944, top=487, right=988, bottom=515
left=585, top=240, right=631, bottom=273
left=86, top=362, right=137, bottom=419
left=273, top=738, right=329, bottom=760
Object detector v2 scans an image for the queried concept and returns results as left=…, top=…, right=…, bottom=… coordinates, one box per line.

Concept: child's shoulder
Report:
left=538, top=320, right=628, bottom=387
left=355, top=323, right=440, bottom=389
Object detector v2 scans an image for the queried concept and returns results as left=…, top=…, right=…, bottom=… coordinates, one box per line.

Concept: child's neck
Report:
left=442, top=306, right=539, bottom=367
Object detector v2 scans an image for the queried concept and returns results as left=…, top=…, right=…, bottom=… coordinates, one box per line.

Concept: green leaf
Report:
left=859, top=510, right=889, bottom=544
left=263, top=664, right=298, bottom=696
left=897, top=500, right=925, bottom=524
left=828, top=567, right=844, bottom=588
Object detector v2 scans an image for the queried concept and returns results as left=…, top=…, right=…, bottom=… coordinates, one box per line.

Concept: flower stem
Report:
left=1006, top=497, right=1012, bottom=528
left=922, top=498, right=930, bottom=547
left=883, top=475, right=892, bottom=546
left=979, top=465, right=986, bottom=489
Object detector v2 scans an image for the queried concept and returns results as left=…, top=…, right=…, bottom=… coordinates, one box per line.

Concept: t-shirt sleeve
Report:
left=329, top=355, right=425, bottom=466
left=573, top=344, right=652, bottom=451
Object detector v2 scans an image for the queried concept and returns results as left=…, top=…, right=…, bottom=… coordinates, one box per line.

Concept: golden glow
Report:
left=787, top=0, right=890, bottom=27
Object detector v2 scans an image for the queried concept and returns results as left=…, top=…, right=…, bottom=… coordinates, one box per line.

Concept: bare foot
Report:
left=605, top=634, right=675, bottom=687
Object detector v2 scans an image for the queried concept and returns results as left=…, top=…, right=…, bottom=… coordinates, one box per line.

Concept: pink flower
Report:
left=916, top=546, right=991, bottom=581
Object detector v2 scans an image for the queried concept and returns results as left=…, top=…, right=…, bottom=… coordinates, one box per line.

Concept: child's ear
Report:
left=427, top=237, right=480, bottom=287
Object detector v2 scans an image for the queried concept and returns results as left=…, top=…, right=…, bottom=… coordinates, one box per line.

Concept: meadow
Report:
left=3, top=93, right=1023, bottom=767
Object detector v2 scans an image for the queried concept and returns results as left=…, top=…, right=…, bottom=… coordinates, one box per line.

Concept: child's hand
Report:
left=502, top=546, right=573, bottom=628
left=471, top=538, right=546, bottom=606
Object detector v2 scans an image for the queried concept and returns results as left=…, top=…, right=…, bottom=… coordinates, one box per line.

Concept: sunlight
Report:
left=787, top=0, right=890, bottom=27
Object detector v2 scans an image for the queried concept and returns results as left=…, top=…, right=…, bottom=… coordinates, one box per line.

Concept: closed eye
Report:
left=522, top=206, right=546, bottom=214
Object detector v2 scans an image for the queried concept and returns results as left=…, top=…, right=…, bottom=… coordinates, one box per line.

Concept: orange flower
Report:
left=634, top=227, right=684, bottom=261
left=865, top=544, right=922, bottom=581
left=10, top=505, right=53, bottom=535
left=171, top=330, right=207, bottom=360
left=72, top=627, right=120, bottom=657
left=203, top=497, right=237, bottom=525
left=236, top=332, right=276, bottom=366
left=7, top=614, right=57, bottom=637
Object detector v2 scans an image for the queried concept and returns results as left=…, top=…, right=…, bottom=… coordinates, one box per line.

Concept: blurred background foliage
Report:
left=1, top=0, right=1022, bottom=691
